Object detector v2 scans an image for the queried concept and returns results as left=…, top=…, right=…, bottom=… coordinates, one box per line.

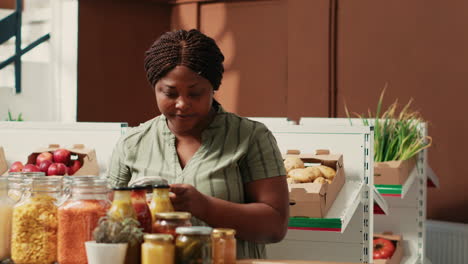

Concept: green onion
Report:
left=346, top=88, right=431, bottom=162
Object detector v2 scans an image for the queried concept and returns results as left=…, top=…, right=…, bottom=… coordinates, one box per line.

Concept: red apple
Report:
left=53, top=149, right=71, bottom=165
left=22, top=164, right=41, bottom=172
left=67, top=160, right=82, bottom=175
left=38, top=160, right=53, bottom=175
left=36, top=152, right=53, bottom=165
left=47, top=163, right=67, bottom=176
left=9, top=161, right=24, bottom=172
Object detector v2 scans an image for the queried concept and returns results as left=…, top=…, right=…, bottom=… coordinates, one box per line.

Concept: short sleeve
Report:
left=106, top=136, right=131, bottom=187
left=240, top=123, right=286, bottom=183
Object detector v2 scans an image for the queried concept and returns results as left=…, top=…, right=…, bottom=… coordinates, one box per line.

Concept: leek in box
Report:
left=346, top=89, right=432, bottom=185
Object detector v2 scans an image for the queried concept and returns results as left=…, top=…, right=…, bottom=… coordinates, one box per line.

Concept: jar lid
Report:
left=212, top=228, right=236, bottom=237
left=8, top=171, right=45, bottom=177
left=144, top=233, right=173, bottom=242
left=130, top=185, right=151, bottom=191
left=153, top=184, right=170, bottom=189
left=176, top=226, right=212, bottom=235
left=112, top=186, right=133, bottom=191
left=155, top=212, right=191, bottom=220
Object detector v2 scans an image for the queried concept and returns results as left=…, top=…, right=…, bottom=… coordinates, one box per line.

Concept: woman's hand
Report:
left=169, top=183, right=209, bottom=217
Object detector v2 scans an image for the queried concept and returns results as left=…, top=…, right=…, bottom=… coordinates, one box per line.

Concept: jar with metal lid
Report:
left=11, top=176, right=63, bottom=264
left=58, top=176, right=111, bottom=264
left=149, top=184, right=174, bottom=224
left=131, top=185, right=153, bottom=233
left=175, top=226, right=213, bottom=264
left=0, top=178, right=14, bottom=261
left=108, top=186, right=137, bottom=221
left=153, top=212, right=192, bottom=236
left=7, top=171, right=45, bottom=202
left=142, top=233, right=175, bottom=264
left=212, top=228, right=236, bottom=264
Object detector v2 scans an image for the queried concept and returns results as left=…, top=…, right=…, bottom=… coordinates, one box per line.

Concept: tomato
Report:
left=373, top=238, right=396, bottom=259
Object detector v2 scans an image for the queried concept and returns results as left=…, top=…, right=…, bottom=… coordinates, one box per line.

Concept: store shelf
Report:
left=288, top=180, right=364, bottom=233
left=373, top=186, right=389, bottom=215
left=375, top=167, right=417, bottom=198
left=427, top=166, right=439, bottom=188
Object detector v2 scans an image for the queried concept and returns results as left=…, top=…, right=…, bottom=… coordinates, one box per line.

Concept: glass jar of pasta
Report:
left=142, top=233, right=174, bottom=264
left=175, top=226, right=213, bottom=264
left=8, top=171, right=45, bottom=202
left=58, top=176, right=111, bottom=264
left=11, top=176, right=63, bottom=264
left=153, top=212, right=192, bottom=236
left=0, top=178, right=14, bottom=261
left=212, top=228, right=237, bottom=264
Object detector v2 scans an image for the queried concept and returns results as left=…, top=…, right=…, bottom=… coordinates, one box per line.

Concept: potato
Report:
left=316, top=165, right=336, bottom=180
left=314, top=177, right=326, bottom=184
left=303, top=166, right=323, bottom=181
left=288, top=168, right=314, bottom=183
left=284, top=157, right=304, bottom=174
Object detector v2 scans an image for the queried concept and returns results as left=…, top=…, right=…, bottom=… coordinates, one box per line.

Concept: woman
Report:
left=107, top=29, right=288, bottom=259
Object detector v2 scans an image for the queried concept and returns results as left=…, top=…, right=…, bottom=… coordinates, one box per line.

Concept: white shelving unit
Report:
left=298, top=118, right=438, bottom=264
left=250, top=118, right=377, bottom=263
left=0, top=121, right=127, bottom=175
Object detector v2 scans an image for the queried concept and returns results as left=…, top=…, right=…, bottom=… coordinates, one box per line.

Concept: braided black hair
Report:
left=144, top=29, right=225, bottom=91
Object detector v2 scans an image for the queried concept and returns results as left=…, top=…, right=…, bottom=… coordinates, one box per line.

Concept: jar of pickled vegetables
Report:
left=58, top=176, right=111, bottom=264
left=149, top=184, right=174, bottom=224
left=153, top=212, right=192, bottom=236
left=0, top=178, right=14, bottom=261
left=175, top=226, right=213, bottom=264
left=142, top=233, right=174, bottom=264
left=8, top=171, right=45, bottom=202
left=108, top=187, right=137, bottom=221
left=212, top=228, right=236, bottom=264
left=131, top=185, right=152, bottom=233
left=11, top=176, right=63, bottom=264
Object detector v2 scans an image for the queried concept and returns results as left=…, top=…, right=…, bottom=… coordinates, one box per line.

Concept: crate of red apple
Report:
left=7, top=144, right=99, bottom=176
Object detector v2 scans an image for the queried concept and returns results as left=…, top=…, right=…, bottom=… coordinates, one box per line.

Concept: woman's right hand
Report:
left=169, top=183, right=209, bottom=218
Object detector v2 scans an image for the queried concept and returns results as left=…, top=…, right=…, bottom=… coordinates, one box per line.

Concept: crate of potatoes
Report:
left=285, top=149, right=345, bottom=218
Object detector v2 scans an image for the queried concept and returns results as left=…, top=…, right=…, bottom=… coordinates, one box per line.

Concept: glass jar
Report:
left=131, top=185, right=153, bottom=233
left=11, top=176, right=63, bottom=264
left=149, top=184, right=174, bottom=224
left=0, top=178, right=14, bottom=261
left=212, top=228, right=236, bottom=264
left=142, top=233, right=174, bottom=264
left=108, top=187, right=137, bottom=221
left=153, top=212, right=192, bottom=236
left=7, top=172, right=45, bottom=202
left=58, top=176, right=111, bottom=264
left=175, top=226, right=213, bottom=264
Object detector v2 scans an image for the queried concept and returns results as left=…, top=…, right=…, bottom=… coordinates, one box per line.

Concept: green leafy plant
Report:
left=6, top=109, right=23, bottom=121
left=345, top=88, right=432, bottom=162
left=93, top=216, right=144, bottom=246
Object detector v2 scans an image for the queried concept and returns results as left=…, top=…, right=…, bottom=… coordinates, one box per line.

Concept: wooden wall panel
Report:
left=199, top=1, right=288, bottom=117
left=336, top=0, right=468, bottom=223
left=78, top=0, right=171, bottom=126
left=287, top=0, right=330, bottom=121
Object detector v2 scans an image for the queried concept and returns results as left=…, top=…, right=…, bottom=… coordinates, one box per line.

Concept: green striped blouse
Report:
left=107, top=105, right=286, bottom=259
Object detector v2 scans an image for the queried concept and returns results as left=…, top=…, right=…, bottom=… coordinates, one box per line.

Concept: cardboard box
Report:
left=373, top=233, right=404, bottom=264
left=286, top=150, right=345, bottom=218
left=27, top=144, right=100, bottom=176
left=0, top=146, right=7, bottom=175
left=374, top=157, right=416, bottom=185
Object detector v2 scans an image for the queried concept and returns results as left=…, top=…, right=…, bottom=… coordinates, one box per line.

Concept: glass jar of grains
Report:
left=0, top=178, right=14, bottom=261
left=142, top=233, right=174, bottom=264
left=11, top=176, right=63, bottom=264
left=58, top=176, right=111, bottom=264
left=175, top=226, right=213, bottom=264
left=153, top=212, right=192, bottom=236
left=212, top=228, right=237, bottom=264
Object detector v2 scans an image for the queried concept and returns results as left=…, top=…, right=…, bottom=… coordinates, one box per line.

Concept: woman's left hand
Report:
left=169, top=183, right=209, bottom=217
